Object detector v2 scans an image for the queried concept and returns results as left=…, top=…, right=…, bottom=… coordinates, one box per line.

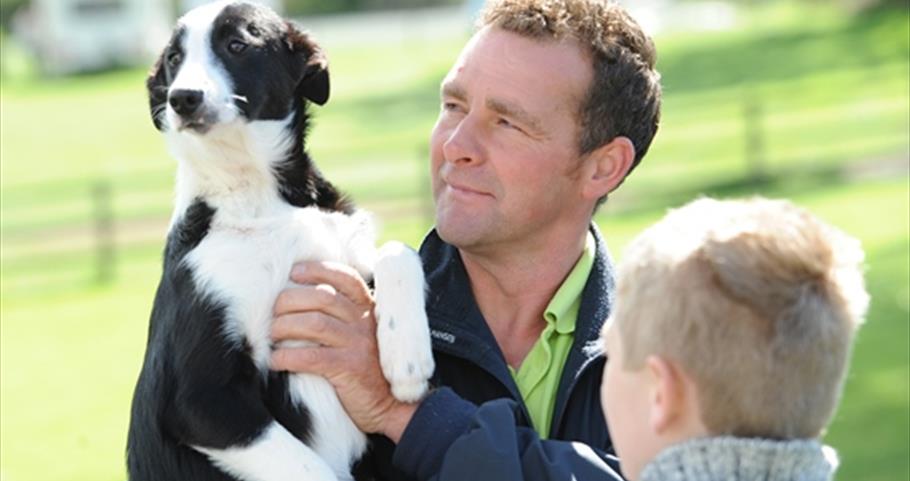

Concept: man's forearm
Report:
left=389, top=389, right=623, bottom=481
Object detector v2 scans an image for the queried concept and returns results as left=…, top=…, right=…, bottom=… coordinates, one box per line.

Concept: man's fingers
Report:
left=290, top=261, right=373, bottom=307
left=274, top=284, right=362, bottom=322
left=271, top=312, right=355, bottom=347
left=270, top=345, right=342, bottom=375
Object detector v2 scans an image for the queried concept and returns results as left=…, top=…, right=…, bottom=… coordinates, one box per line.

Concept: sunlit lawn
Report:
left=1, top=3, right=907, bottom=481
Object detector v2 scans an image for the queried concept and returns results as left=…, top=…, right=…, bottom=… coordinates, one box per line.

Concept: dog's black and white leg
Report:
left=193, top=421, right=339, bottom=481
left=373, top=243, right=435, bottom=402
left=326, top=211, right=434, bottom=402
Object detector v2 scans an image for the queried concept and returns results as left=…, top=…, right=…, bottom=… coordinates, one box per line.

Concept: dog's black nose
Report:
left=169, top=89, right=204, bottom=117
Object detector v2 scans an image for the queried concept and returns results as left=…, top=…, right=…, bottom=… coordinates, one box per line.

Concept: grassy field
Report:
left=1, top=2, right=908, bottom=481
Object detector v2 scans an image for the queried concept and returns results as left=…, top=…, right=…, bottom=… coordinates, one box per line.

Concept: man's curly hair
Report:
left=481, top=0, right=661, bottom=186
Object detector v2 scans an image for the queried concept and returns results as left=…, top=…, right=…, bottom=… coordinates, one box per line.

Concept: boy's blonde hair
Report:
left=612, top=197, right=868, bottom=439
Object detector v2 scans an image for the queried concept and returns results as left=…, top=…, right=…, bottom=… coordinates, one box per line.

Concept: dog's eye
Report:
left=248, top=25, right=261, bottom=37
left=228, top=40, right=248, bottom=54
left=166, top=51, right=182, bottom=68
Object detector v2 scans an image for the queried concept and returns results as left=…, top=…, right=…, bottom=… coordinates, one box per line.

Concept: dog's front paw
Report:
left=376, top=305, right=434, bottom=403
left=373, top=241, right=435, bottom=403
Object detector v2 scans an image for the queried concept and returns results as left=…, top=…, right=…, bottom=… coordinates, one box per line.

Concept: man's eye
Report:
left=441, top=102, right=465, bottom=114
left=228, top=40, right=248, bottom=54
left=497, top=118, right=525, bottom=133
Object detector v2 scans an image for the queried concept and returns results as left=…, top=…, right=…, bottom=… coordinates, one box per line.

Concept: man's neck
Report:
left=459, top=226, right=589, bottom=368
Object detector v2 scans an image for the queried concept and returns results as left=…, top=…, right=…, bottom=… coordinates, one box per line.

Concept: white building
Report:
left=11, top=0, right=283, bottom=76
left=12, top=0, right=171, bottom=75
left=180, top=0, right=282, bottom=14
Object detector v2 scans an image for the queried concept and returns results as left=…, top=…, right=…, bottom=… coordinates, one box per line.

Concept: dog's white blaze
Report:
left=166, top=1, right=297, bottom=229
left=167, top=0, right=239, bottom=131
left=194, top=421, right=343, bottom=481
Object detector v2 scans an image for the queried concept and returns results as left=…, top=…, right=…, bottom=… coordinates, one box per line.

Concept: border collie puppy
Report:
left=126, top=2, right=433, bottom=480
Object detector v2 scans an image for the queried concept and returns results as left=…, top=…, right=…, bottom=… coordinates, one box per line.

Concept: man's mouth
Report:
left=445, top=180, right=492, bottom=199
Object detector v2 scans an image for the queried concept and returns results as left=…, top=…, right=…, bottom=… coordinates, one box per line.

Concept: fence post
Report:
left=92, top=179, right=115, bottom=284
left=743, top=89, right=768, bottom=183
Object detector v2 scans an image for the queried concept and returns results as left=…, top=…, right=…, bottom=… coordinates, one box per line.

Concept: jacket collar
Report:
left=419, top=224, right=616, bottom=433
left=551, top=223, right=615, bottom=435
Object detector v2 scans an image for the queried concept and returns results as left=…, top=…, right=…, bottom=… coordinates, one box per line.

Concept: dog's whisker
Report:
left=151, top=105, right=168, bottom=123
left=231, top=95, right=249, bottom=104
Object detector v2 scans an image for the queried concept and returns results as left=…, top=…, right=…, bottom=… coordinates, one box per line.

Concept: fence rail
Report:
left=2, top=93, right=908, bottom=295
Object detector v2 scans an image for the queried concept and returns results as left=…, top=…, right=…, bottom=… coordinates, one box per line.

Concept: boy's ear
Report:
left=645, top=355, right=686, bottom=435
left=580, top=136, right=635, bottom=201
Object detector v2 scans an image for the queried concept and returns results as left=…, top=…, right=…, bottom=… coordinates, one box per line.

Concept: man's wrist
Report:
left=380, top=401, right=419, bottom=443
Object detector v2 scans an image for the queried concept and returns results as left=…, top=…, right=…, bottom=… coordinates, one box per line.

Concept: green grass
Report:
left=0, top=178, right=906, bottom=481
left=600, top=177, right=910, bottom=481
left=1, top=2, right=908, bottom=480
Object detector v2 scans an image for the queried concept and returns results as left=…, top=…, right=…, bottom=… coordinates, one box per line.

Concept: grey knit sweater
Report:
left=639, top=437, right=838, bottom=481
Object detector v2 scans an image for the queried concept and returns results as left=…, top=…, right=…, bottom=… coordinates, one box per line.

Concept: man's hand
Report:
left=270, top=261, right=417, bottom=442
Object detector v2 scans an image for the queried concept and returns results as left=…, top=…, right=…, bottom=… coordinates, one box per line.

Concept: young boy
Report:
left=601, top=197, right=869, bottom=481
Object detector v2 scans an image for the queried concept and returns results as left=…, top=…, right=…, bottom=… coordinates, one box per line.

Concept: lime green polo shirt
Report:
left=507, top=232, right=595, bottom=438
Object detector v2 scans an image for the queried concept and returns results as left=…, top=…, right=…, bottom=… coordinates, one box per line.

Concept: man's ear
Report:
left=580, top=136, right=635, bottom=201
left=286, top=22, right=330, bottom=106
left=645, top=355, right=686, bottom=435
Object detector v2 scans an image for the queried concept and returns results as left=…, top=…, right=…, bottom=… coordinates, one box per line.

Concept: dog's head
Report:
left=147, top=0, right=328, bottom=134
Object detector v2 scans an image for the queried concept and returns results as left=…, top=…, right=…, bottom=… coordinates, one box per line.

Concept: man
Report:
left=270, top=0, right=662, bottom=479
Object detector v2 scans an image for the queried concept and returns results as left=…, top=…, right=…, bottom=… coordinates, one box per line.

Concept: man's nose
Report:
left=442, top=116, right=484, bottom=165
left=169, top=89, right=204, bottom=118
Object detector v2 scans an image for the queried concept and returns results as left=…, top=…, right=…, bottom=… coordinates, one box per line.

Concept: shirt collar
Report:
left=544, top=232, right=596, bottom=335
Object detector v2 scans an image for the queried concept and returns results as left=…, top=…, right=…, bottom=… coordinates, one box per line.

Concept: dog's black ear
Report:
left=286, top=22, right=330, bottom=106
left=301, top=60, right=330, bottom=106
left=147, top=50, right=170, bottom=131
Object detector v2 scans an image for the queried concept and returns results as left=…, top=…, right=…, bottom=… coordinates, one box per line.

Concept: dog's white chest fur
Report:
left=186, top=208, right=373, bottom=368
left=185, top=207, right=373, bottom=477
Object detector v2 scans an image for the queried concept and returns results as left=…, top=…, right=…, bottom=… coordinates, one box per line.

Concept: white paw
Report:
left=376, top=305, right=434, bottom=402
left=373, top=242, right=435, bottom=403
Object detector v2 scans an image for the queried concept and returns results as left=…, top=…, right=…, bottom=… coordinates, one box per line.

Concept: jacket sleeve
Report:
left=392, top=388, right=625, bottom=481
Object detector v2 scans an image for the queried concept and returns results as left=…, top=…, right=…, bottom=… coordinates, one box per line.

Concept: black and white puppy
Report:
left=126, top=2, right=433, bottom=480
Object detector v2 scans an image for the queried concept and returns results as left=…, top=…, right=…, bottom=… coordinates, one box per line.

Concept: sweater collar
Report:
left=640, top=437, right=838, bottom=481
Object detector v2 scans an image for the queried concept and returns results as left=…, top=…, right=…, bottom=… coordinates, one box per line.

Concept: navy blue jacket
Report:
left=361, top=226, right=624, bottom=481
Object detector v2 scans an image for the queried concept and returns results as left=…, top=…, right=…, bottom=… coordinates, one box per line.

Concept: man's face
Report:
left=430, top=27, right=594, bottom=253
left=601, top=322, right=655, bottom=481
